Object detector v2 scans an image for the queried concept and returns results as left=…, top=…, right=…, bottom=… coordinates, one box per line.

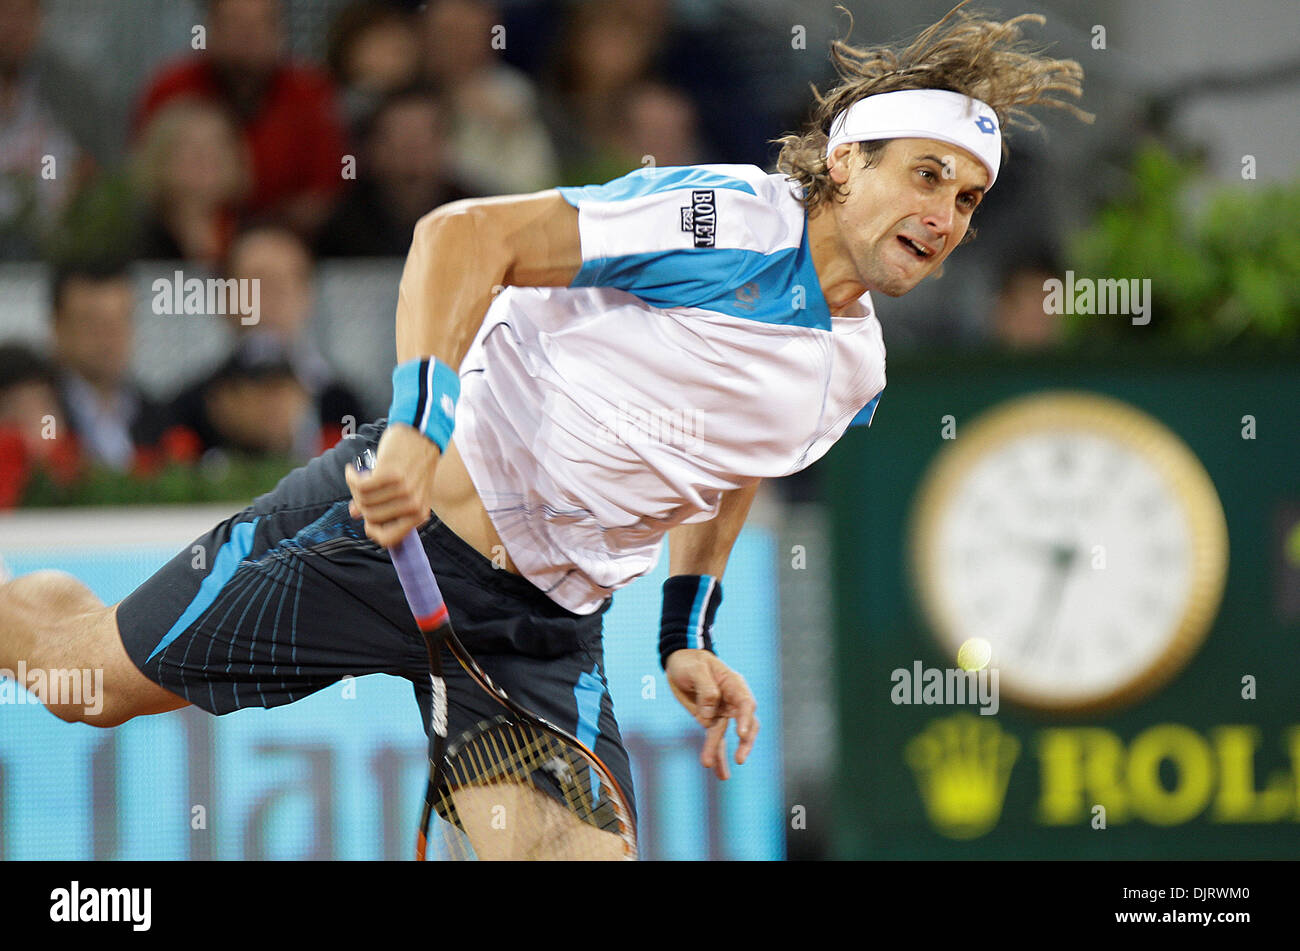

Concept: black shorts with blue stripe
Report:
left=116, top=420, right=636, bottom=823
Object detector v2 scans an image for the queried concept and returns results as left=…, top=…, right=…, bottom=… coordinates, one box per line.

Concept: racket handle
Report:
left=353, top=450, right=448, bottom=631
left=390, top=530, right=449, bottom=631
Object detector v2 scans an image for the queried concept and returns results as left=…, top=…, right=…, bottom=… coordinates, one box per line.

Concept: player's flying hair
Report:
left=777, top=1, right=1094, bottom=214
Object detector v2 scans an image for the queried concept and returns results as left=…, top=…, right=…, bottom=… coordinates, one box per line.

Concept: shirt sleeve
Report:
left=556, top=166, right=803, bottom=314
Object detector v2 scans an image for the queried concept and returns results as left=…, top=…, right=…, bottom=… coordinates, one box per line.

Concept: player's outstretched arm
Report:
left=664, top=482, right=762, bottom=780
left=394, top=191, right=581, bottom=364
left=347, top=191, right=581, bottom=547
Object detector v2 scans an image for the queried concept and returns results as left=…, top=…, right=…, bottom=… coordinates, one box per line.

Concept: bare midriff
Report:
left=429, top=439, right=520, bottom=575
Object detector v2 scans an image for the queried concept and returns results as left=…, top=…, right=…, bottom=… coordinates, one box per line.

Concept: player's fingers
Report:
left=736, top=713, right=760, bottom=765
left=346, top=473, right=388, bottom=512
left=354, top=497, right=424, bottom=525
left=370, top=525, right=406, bottom=548
left=711, top=672, right=757, bottom=766
left=717, top=674, right=753, bottom=711
left=355, top=507, right=421, bottom=542
left=345, top=467, right=372, bottom=522
left=713, top=721, right=732, bottom=781
left=344, top=464, right=364, bottom=497
left=350, top=478, right=409, bottom=506
left=693, top=672, right=721, bottom=727
left=701, top=719, right=729, bottom=779
left=367, top=514, right=422, bottom=548
left=699, top=718, right=722, bottom=766
left=726, top=684, right=758, bottom=756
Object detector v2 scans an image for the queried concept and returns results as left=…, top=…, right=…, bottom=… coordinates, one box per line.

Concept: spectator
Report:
left=134, top=0, right=347, bottom=240
left=51, top=98, right=249, bottom=266
left=185, top=344, right=317, bottom=459
left=611, top=80, right=708, bottom=169
left=544, top=1, right=663, bottom=186
left=326, top=1, right=421, bottom=133
left=317, top=86, right=476, bottom=257
left=991, top=259, right=1066, bottom=351
left=0, top=0, right=98, bottom=259
left=618, top=0, right=772, bottom=168
left=0, top=341, right=77, bottom=504
left=169, top=224, right=364, bottom=460
left=420, top=0, right=558, bottom=194
left=132, top=99, right=251, bottom=265
left=0, top=339, right=63, bottom=463
left=49, top=260, right=173, bottom=471
left=0, top=0, right=123, bottom=164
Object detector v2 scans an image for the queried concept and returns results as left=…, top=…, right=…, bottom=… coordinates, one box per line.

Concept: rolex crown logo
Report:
left=905, top=714, right=1020, bottom=840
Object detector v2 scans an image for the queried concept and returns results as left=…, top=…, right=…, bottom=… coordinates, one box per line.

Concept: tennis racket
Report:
left=352, top=453, right=637, bottom=861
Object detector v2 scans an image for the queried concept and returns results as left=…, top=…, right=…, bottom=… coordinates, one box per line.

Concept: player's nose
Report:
left=919, top=194, right=955, bottom=240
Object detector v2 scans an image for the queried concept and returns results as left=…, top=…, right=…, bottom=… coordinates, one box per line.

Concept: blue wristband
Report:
left=389, top=357, right=460, bottom=452
left=659, top=574, right=722, bottom=670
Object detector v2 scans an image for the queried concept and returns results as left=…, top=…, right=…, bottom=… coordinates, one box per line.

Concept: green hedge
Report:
left=1068, top=142, right=1300, bottom=347
left=20, top=455, right=293, bottom=507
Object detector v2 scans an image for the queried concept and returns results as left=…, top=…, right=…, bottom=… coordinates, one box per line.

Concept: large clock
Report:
left=909, top=392, right=1229, bottom=713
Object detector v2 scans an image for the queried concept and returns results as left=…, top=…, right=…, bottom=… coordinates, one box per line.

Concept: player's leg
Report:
left=450, top=785, right=627, bottom=860
left=0, top=571, right=188, bottom=726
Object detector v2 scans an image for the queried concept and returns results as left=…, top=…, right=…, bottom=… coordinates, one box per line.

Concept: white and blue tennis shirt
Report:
left=454, top=164, right=886, bottom=613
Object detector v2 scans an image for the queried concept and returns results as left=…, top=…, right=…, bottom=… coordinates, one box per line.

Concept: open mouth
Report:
left=898, top=235, right=934, bottom=259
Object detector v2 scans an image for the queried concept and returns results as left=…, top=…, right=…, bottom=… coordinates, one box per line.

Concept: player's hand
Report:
left=345, top=424, right=441, bottom=547
left=665, top=649, right=759, bottom=780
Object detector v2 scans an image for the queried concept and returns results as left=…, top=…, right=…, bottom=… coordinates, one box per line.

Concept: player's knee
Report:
left=39, top=684, right=133, bottom=728
left=81, top=707, right=137, bottom=729
left=43, top=701, right=108, bottom=727
left=3, top=569, right=100, bottom=612
left=1, top=571, right=105, bottom=669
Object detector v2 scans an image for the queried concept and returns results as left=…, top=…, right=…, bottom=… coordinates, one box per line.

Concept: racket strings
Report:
left=427, top=717, right=636, bottom=860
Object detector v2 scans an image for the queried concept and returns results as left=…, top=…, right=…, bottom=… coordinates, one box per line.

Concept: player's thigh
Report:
left=451, top=785, right=628, bottom=860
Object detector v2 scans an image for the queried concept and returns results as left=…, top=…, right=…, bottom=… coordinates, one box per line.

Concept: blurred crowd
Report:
left=0, top=0, right=742, bottom=502
left=0, top=0, right=1068, bottom=505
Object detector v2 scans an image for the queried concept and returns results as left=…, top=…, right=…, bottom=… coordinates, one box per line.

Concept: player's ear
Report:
left=827, top=143, right=857, bottom=185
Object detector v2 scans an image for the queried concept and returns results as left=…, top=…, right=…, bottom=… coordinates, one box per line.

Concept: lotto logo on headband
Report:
left=974, top=116, right=997, bottom=134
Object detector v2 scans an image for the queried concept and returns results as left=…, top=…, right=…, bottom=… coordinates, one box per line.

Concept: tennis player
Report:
left=0, top=5, right=1086, bottom=857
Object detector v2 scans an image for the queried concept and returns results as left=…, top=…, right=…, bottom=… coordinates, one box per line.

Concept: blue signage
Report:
left=0, top=522, right=783, bottom=860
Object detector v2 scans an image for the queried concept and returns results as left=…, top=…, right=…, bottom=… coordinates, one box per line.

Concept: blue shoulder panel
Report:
left=572, top=220, right=832, bottom=331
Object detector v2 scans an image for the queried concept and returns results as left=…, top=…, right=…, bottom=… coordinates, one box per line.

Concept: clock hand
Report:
left=1018, top=543, right=1078, bottom=659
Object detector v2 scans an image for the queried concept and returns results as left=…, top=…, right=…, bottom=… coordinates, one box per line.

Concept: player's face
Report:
left=827, top=138, right=988, bottom=297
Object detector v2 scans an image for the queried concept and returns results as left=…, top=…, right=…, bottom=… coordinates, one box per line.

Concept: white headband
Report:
left=825, top=89, right=1002, bottom=189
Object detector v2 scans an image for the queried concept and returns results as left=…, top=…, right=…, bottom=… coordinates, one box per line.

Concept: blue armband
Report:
left=659, top=574, right=722, bottom=670
left=388, top=357, right=460, bottom=452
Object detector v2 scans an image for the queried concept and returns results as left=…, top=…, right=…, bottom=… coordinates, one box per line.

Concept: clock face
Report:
left=910, top=392, right=1228, bottom=712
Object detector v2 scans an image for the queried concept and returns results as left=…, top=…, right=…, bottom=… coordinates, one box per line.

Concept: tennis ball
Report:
left=957, top=637, right=991, bottom=672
